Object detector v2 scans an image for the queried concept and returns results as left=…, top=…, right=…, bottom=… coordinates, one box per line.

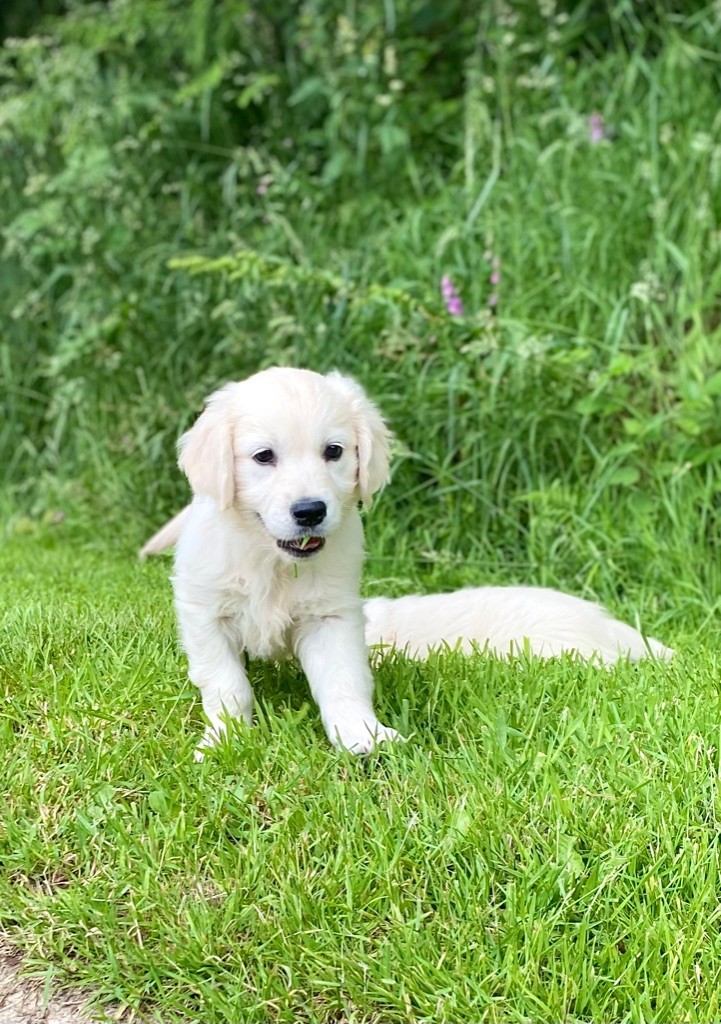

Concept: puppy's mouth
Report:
left=277, top=536, right=326, bottom=559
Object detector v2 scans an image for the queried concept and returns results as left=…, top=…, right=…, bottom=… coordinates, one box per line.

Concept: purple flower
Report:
left=487, top=253, right=501, bottom=308
left=441, top=275, right=464, bottom=317
left=588, top=113, right=607, bottom=143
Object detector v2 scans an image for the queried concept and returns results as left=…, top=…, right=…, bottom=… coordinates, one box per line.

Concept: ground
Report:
left=0, top=939, right=99, bottom=1024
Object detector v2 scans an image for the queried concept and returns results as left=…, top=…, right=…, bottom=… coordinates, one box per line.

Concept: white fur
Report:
left=167, top=367, right=399, bottom=757
left=139, top=507, right=190, bottom=559
left=363, top=588, right=673, bottom=664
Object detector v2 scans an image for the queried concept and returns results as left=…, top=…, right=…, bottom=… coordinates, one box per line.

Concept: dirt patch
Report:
left=0, top=938, right=113, bottom=1024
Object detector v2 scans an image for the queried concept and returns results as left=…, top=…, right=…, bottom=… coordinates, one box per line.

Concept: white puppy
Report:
left=156, top=367, right=401, bottom=757
left=142, top=367, right=672, bottom=757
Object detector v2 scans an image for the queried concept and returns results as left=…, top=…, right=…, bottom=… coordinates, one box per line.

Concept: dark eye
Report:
left=252, top=449, right=276, bottom=465
left=324, top=443, right=343, bottom=462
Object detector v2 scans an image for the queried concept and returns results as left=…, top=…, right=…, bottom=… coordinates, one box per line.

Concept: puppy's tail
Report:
left=139, top=506, right=190, bottom=559
left=600, top=612, right=674, bottom=663
left=639, top=635, right=675, bottom=661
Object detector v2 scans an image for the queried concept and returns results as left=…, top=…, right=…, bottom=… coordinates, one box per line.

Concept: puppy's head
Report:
left=178, top=368, right=391, bottom=560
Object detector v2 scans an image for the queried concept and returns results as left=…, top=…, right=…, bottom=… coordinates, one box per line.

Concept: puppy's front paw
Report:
left=329, top=718, right=405, bottom=755
left=194, top=723, right=225, bottom=762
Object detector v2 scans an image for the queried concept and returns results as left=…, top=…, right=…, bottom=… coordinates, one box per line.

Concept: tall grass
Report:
left=2, top=6, right=721, bottom=586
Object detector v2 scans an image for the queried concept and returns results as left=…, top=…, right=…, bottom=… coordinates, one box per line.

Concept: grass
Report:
left=1, top=527, right=720, bottom=1023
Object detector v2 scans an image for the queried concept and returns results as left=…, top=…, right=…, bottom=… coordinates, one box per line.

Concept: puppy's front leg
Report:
left=176, top=597, right=254, bottom=758
left=294, top=610, right=402, bottom=754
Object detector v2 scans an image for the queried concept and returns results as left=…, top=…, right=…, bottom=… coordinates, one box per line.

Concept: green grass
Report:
left=1, top=530, right=719, bottom=1023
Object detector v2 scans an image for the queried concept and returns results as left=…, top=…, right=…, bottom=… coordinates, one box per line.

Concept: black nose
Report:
left=291, top=499, right=327, bottom=528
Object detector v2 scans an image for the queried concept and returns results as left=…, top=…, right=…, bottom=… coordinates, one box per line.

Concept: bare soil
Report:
left=0, top=939, right=112, bottom=1024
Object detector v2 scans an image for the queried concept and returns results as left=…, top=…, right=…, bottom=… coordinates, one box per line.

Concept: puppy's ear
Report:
left=327, top=372, right=392, bottom=506
left=177, top=385, right=236, bottom=511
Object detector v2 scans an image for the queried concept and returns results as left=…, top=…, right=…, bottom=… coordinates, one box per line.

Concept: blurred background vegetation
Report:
left=2, top=0, right=721, bottom=619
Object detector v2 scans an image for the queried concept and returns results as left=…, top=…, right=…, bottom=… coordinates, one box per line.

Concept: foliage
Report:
left=2, top=1, right=721, bottom=539
left=2, top=1, right=721, bottom=577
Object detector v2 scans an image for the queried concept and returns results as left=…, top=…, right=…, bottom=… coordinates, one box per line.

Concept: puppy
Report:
left=156, top=367, right=401, bottom=758
left=143, top=368, right=672, bottom=756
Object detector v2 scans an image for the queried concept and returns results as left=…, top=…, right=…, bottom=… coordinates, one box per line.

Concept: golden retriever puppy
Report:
left=142, top=367, right=672, bottom=757
left=156, top=367, right=402, bottom=758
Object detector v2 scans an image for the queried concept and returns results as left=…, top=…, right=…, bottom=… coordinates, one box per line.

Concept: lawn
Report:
left=2, top=531, right=720, bottom=1023
left=3, top=1, right=721, bottom=1021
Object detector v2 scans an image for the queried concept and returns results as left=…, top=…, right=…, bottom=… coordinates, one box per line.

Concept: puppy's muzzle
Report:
left=291, top=499, right=327, bottom=528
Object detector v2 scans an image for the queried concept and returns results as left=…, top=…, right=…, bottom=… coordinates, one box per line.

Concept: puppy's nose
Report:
left=291, top=499, right=327, bottom=528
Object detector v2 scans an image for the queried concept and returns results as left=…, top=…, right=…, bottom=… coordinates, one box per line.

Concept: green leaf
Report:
left=375, top=123, right=409, bottom=155
left=608, top=353, right=635, bottom=377
left=606, top=466, right=640, bottom=486
left=148, top=789, right=169, bottom=813
left=236, top=73, right=281, bottom=109
left=175, top=60, right=228, bottom=102
left=288, top=76, right=327, bottom=106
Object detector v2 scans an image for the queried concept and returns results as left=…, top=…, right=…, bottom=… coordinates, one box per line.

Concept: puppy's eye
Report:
left=252, top=449, right=276, bottom=465
left=323, top=443, right=343, bottom=462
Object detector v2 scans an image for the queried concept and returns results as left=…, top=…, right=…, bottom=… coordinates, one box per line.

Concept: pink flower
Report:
left=487, top=253, right=501, bottom=308
left=257, top=182, right=268, bottom=195
left=588, top=113, right=607, bottom=143
left=441, top=275, right=464, bottom=317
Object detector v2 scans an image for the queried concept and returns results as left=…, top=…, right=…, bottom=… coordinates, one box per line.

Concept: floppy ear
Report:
left=327, top=372, right=392, bottom=506
left=177, top=385, right=236, bottom=511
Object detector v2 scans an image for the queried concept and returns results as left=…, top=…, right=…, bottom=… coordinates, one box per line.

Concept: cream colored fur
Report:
left=363, top=589, right=673, bottom=664
left=162, top=367, right=400, bottom=758
left=142, top=368, right=672, bottom=758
